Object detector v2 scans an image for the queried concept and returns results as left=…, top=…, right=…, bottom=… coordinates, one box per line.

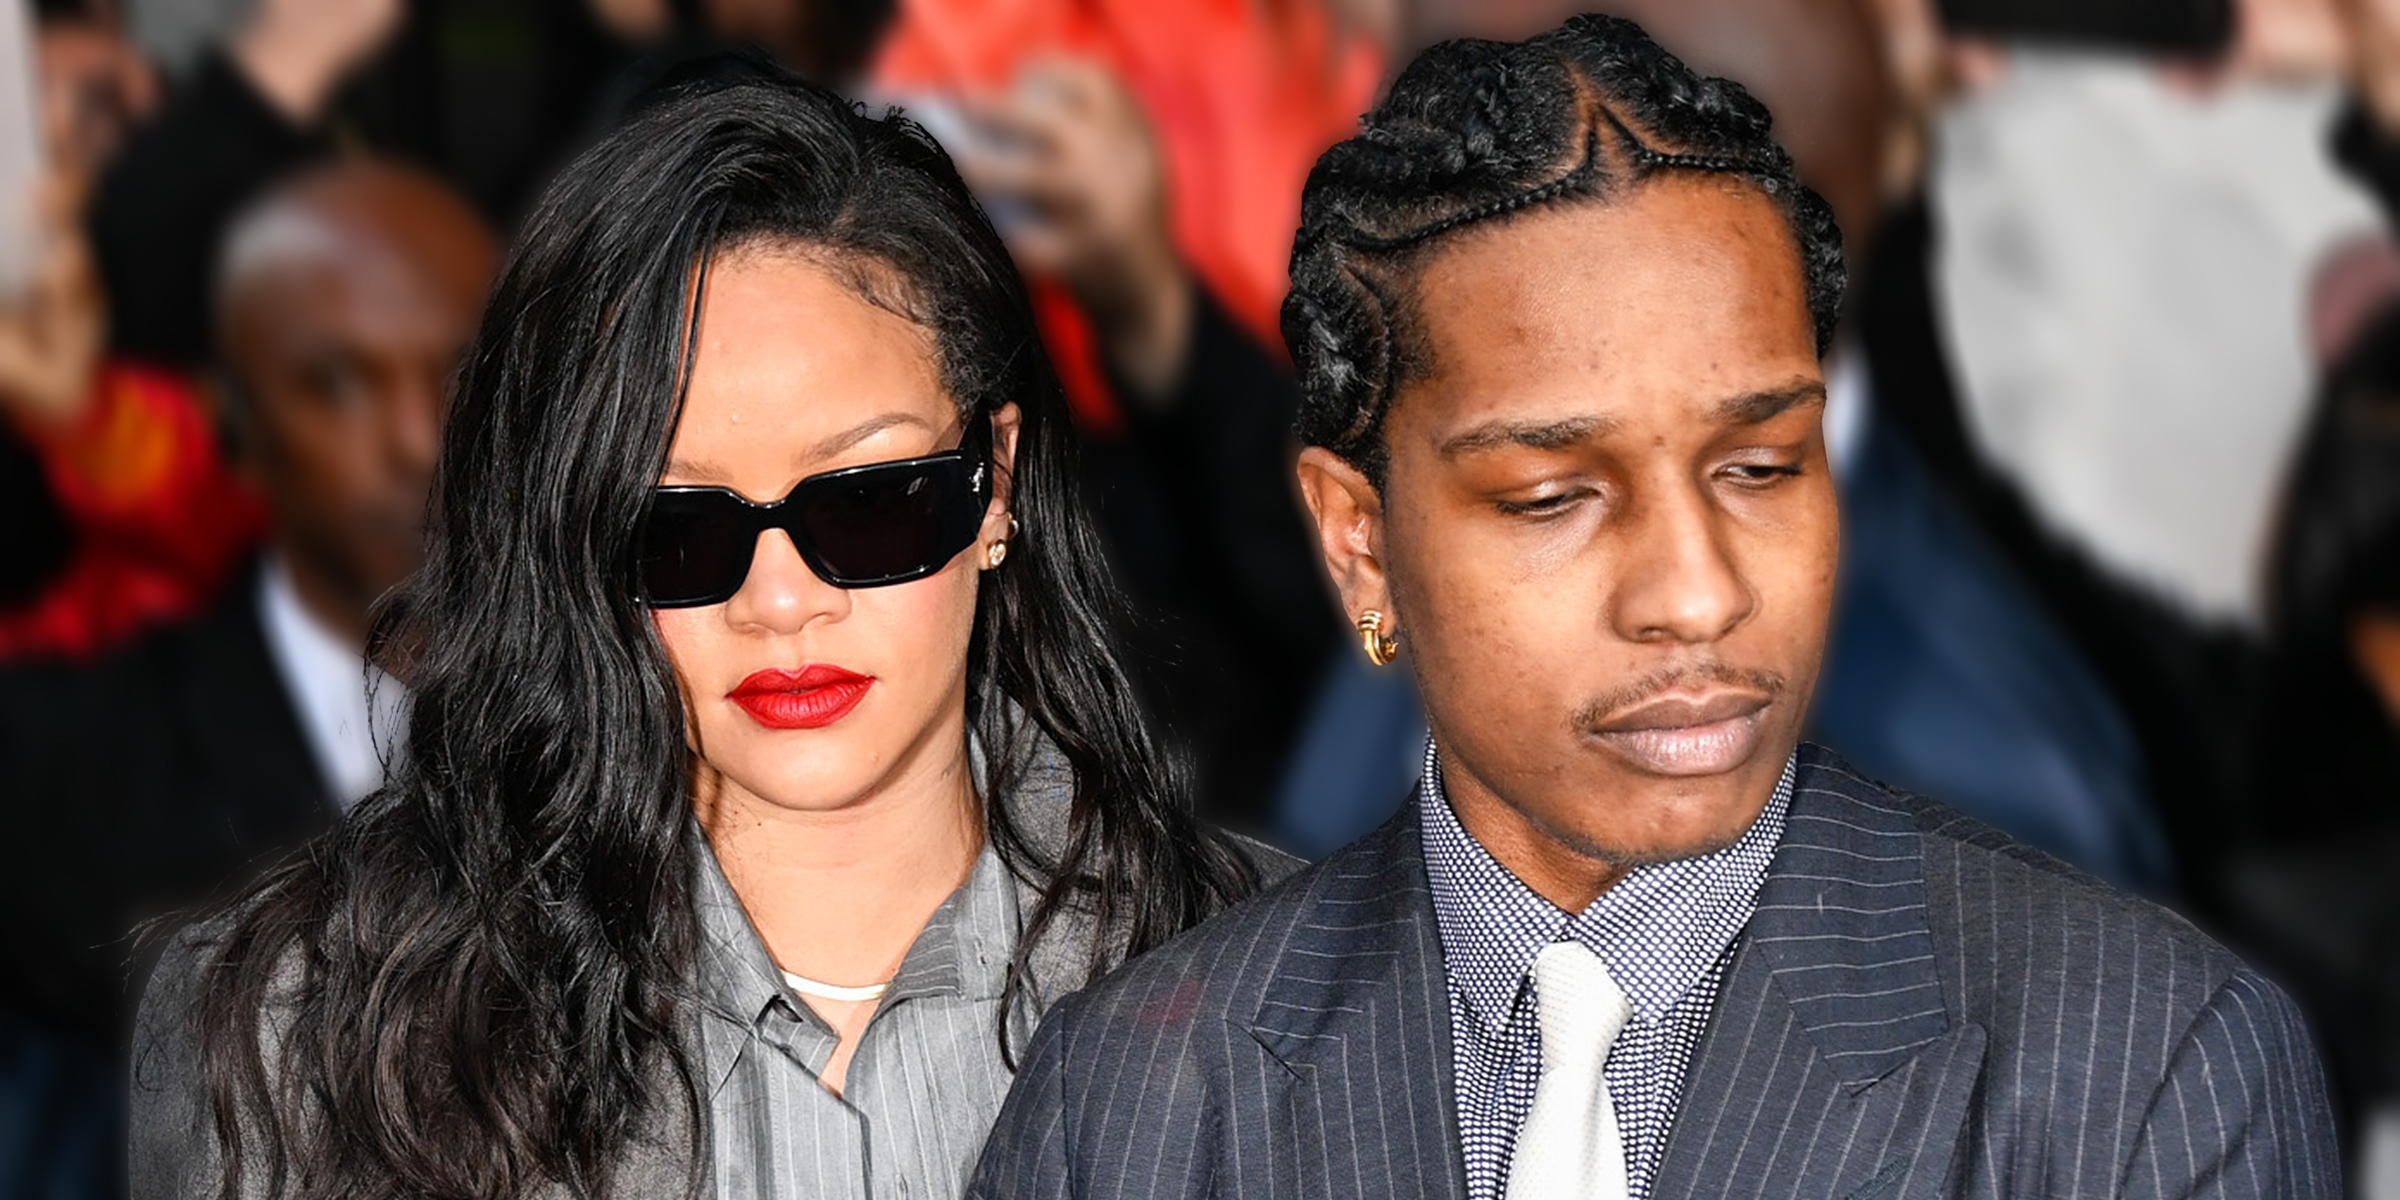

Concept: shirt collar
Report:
left=1419, top=738, right=1793, bottom=1030
left=254, top=553, right=403, bottom=811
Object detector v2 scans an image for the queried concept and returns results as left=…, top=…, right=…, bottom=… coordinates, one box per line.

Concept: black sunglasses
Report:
left=636, top=413, right=993, bottom=607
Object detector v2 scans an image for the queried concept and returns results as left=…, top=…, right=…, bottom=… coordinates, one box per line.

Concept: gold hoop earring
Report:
left=1357, top=609, right=1399, bottom=666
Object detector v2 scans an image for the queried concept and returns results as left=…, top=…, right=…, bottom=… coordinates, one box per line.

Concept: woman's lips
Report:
left=728, top=665, right=874, bottom=730
left=1584, top=691, right=1770, bottom=776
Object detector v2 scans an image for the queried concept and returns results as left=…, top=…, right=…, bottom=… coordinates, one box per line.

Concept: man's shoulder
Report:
left=1051, top=822, right=1396, bottom=1040
left=1792, top=745, right=2250, bottom=1017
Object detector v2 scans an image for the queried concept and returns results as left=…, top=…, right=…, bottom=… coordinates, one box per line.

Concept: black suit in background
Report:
left=1080, top=290, right=1343, bottom=832
left=87, top=55, right=329, bottom=370
left=87, top=1, right=637, bottom=371
left=970, top=746, right=2339, bottom=1200
left=0, top=561, right=332, bottom=1051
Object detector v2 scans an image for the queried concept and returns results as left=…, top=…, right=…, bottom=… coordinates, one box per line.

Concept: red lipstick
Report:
left=728, top=665, right=874, bottom=730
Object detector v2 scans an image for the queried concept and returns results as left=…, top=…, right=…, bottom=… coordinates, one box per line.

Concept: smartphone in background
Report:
left=0, top=0, right=43, bottom=301
left=1935, top=0, right=2234, bottom=57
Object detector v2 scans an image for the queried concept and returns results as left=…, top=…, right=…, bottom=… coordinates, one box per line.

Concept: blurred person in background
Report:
left=91, top=0, right=404, bottom=369
left=31, top=0, right=157, bottom=179
left=0, top=0, right=264, bottom=664
left=1826, top=0, right=2399, bottom=918
left=2222, top=301, right=2400, bottom=1166
left=2, top=0, right=684, bottom=663
left=90, top=0, right=672, bottom=372
left=0, top=157, right=494, bottom=1191
left=870, top=2, right=1379, bottom=830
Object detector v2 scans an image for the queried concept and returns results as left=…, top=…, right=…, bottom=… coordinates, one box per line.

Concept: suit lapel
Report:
left=1244, top=797, right=1468, bottom=1200
left=180, top=570, right=335, bottom=828
left=1654, top=747, right=1986, bottom=1200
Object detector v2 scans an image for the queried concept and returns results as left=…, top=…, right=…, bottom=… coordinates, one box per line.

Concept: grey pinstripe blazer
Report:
left=969, top=745, right=2342, bottom=1200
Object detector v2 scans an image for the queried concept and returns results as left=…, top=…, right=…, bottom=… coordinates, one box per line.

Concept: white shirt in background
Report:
left=1932, top=51, right=2380, bottom=625
left=256, top=556, right=406, bottom=813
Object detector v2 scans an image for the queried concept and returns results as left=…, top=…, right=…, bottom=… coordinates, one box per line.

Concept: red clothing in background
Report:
left=873, top=0, right=1382, bottom=430
left=0, top=364, right=265, bottom=661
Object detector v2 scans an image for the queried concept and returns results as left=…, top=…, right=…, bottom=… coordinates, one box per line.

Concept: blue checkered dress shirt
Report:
left=1418, top=739, right=1794, bottom=1200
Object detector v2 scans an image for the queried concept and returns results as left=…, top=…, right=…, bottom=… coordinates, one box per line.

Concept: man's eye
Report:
left=1493, top=489, right=1589, bottom=517
left=302, top=361, right=368, bottom=409
left=1720, top=462, right=1803, bottom=486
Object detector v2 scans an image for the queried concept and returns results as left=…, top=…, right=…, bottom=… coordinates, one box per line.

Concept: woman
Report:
left=129, top=70, right=1274, bottom=1200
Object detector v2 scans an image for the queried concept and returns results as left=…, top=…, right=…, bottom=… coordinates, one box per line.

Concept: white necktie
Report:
left=1503, top=940, right=1635, bottom=1200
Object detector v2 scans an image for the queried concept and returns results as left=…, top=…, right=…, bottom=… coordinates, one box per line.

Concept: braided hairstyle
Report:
left=1282, top=14, right=1847, bottom=486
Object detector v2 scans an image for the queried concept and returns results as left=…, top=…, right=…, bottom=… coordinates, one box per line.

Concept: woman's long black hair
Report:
left=185, top=71, right=1258, bottom=1199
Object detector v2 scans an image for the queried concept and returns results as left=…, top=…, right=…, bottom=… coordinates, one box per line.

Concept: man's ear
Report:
left=1295, top=446, right=1392, bottom=627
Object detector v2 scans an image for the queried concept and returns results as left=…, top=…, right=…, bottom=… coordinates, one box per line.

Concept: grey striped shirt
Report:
left=692, top=834, right=1033, bottom=1200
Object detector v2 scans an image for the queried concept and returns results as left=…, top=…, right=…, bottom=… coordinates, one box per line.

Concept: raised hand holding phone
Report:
left=953, top=60, right=1193, bottom=405
left=231, top=0, right=403, bottom=123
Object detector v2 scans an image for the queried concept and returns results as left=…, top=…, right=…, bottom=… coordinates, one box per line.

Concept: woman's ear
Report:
left=982, top=400, right=1024, bottom=542
left=1295, top=446, right=1391, bottom=626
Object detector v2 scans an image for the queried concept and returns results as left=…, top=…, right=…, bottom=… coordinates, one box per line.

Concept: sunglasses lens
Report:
left=638, top=492, right=758, bottom=606
left=794, top=463, right=970, bottom=585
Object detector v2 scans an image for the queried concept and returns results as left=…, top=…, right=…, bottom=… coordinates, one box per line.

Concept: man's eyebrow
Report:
left=1438, top=414, right=1616, bottom=460
left=1713, top=379, right=1826, bottom=426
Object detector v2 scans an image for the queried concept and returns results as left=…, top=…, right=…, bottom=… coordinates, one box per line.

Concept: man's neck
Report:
left=1439, top=756, right=1630, bottom=914
left=275, top=544, right=372, bottom=651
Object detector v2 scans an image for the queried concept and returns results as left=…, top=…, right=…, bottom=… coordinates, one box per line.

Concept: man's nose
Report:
left=1607, top=483, right=1756, bottom=645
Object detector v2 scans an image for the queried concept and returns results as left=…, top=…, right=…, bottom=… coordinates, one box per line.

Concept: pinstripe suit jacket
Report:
left=969, top=744, right=2341, bottom=1200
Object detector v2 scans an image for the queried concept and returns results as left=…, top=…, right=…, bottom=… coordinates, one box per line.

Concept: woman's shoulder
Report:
left=128, top=905, right=311, bottom=1200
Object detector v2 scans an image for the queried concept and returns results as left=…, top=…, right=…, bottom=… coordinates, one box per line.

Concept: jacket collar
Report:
left=1246, top=798, right=1470, bottom=1200
left=1241, top=744, right=1981, bottom=1200
left=1737, top=744, right=1955, bottom=1088
left=1653, top=745, right=1986, bottom=1200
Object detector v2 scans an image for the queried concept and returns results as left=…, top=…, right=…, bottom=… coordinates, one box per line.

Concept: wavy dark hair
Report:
left=181, top=71, right=1257, bottom=1199
left=1281, top=14, right=1846, bottom=487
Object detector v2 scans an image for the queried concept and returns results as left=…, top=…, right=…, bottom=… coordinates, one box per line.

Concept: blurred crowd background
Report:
left=0, top=0, right=2397, bottom=1194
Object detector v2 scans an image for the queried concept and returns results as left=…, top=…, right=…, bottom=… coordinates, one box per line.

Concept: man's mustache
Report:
left=1571, top=660, right=1786, bottom=729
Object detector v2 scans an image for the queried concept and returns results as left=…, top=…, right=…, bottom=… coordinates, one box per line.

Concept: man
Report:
left=0, top=158, right=496, bottom=1051
left=969, top=17, right=2336, bottom=1200
left=1268, top=0, right=2172, bottom=894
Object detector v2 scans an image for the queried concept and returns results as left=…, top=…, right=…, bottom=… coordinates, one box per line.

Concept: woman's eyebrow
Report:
left=658, top=413, right=939, bottom=484
left=806, top=411, right=938, bottom=460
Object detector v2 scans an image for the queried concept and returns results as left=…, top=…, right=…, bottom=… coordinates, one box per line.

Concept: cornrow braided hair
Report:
left=1281, top=14, right=1847, bottom=484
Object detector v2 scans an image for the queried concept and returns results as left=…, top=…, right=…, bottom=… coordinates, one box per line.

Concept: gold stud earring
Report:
left=1357, top=609, right=1399, bottom=666
left=983, top=513, right=1019, bottom=569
